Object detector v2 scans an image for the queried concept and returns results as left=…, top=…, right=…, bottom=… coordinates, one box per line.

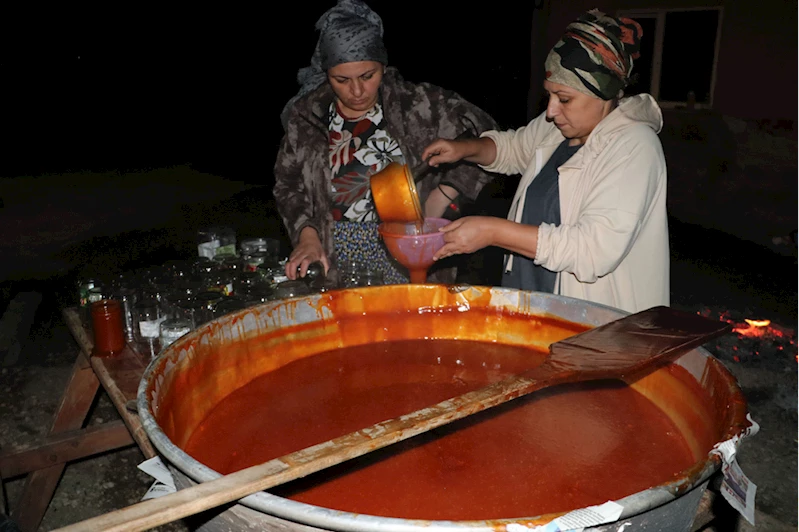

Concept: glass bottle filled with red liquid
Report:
left=91, top=299, right=126, bottom=357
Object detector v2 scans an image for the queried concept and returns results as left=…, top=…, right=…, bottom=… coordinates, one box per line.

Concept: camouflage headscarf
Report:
left=280, top=0, right=388, bottom=129
left=545, top=9, right=643, bottom=100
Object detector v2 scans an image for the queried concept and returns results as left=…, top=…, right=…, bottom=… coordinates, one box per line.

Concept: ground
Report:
left=0, top=111, right=796, bottom=531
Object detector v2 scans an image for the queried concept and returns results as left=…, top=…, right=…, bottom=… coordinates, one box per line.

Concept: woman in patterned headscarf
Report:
left=274, top=0, right=498, bottom=286
left=422, top=9, right=669, bottom=314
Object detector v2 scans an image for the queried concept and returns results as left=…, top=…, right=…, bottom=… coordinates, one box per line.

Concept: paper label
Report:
left=719, top=459, right=757, bottom=525
left=198, top=240, right=220, bottom=259
left=160, top=323, right=192, bottom=343
left=217, top=244, right=236, bottom=256
left=552, top=501, right=624, bottom=531
left=139, top=317, right=165, bottom=338
left=511, top=501, right=624, bottom=532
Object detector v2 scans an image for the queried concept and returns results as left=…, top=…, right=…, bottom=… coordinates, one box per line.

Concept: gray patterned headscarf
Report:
left=280, top=0, right=388, bottom=129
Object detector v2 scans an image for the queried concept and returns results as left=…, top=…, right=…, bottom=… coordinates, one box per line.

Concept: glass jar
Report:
left=193, top=257, right=218, bottom=275
left=173, top=277, right=204, bottom=300
left=218, top=271, right=236, bottom=296
left=256, top=263, right=280, bottom=285
left=264, top=238, right=281, bottom=261
left=239, top=237, right=268, bottom=259
left=91, top=299, right=125, bottom=357
left=273, top=280, right=311, bottom=299
left=234, top=271, right=262, bottom=295
left=197, top=227, right=221, bottom=259
left=199, top=225, right=237, bottom=258
left=159, top=317, right=193, bottom=349
left=176, top=299, right=213, bottom=328
left=195, top=291, right=224, bottom=317
left=247, top=285, right=274, bottom=304
left=163, top=259, right=194, bottom=280
left=159, top=290, right=185, bottom=319
left=217, top=226, right=237, bottom=256
left=214, top=297, right=247, bottom=317
left=148, top=274, right=174, bottom=298
left=133, top=299, right=163, bottom=361
left=244, top=251, right=270, bottom=272
left=217, top=254, right=242, bottom=273
left=78, top=278, right=102, bottom=308
left=338, top=260, right=361, bottom=288
left=357, top=269, right=384, bottom=287
left=111, top=287, right=138, bottom=343
left=87, top=286, right=106, bottom=305
left=339, top=260, right=382, bottom=287
left=300, top=261, right=326, bottom=291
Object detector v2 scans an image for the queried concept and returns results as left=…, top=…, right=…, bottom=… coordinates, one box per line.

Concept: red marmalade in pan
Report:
left=183, top=337, right=696, bottom=520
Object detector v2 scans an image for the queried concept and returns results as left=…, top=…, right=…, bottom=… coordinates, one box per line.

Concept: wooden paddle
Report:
left=55, top=305, right=730, bottom=532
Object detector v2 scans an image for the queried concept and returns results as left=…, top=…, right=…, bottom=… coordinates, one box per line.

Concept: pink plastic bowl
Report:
left=378, top=217, right=451, bottom=283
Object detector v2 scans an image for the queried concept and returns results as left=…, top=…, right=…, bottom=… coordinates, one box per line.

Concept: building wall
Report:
left=536, top=0, right=797, bottom=121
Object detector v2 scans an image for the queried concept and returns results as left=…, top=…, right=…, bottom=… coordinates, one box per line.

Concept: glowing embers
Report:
left=697, top=307, right=796, bottom=362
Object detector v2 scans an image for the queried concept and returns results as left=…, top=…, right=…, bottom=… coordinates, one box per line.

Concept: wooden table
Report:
left=0, top=307, right=156, bottom=532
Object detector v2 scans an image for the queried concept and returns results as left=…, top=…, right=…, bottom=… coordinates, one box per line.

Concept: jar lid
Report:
left=177, top=298, right=205, bottom=310
left=274, top=280, right=311, bottom=299
left=134, top=298, right=159, bottom=309
left=196, top=291, right=224, bottom=302
left=215, top=298, right=247, bottom=313
left=213, top=252, right=238, bottom=263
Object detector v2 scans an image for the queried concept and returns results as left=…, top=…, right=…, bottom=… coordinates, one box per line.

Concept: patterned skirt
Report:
left=333, top=221, right=408, bottom=285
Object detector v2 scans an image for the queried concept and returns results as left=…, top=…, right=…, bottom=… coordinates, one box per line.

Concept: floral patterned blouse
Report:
left=328, top=100, right=405, bottom=222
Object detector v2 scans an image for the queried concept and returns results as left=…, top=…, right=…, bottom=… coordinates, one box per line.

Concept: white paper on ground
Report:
left=138, top=456, right=178, bottom=501
left=719, top=459, right=757, bottom=525
left=710, top=413, right=759, bottom=525
left=137, top=456, right=176, bottom=488
left=142, top=480, right=177, bottom=501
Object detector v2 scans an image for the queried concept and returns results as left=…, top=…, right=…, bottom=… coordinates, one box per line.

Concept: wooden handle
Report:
left=53, top=369, right=553, bottom=532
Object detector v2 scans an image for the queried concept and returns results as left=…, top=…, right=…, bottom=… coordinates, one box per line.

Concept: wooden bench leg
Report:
left=11, top=353, right=100, bottom=532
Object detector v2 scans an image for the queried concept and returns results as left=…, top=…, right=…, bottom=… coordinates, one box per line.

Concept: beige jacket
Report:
left=481, top=94, right=669, bottom=313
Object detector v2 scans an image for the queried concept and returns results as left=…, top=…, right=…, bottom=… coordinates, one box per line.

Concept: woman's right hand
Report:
left=422, top=137, right=497, bottom=168
left=422, top=139, right=467, bottom=167
left=286, top=227, right=330, bottom=279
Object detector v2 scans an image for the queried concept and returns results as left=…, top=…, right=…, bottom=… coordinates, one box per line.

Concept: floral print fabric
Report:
left=333, top=222, right=409, bottom=284
left=328, top=100, right=408, bottom=283
left=328, top=101, right=404, bottom=222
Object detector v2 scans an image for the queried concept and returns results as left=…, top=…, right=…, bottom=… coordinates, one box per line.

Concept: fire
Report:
left=696, top=307, right=797, bottom=363
left=733, top=319, right=772, bottom=337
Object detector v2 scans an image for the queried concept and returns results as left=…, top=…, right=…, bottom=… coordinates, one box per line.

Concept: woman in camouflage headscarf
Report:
left=274, top=0, right=498, bottom=286
left=421, top=9, right=670, bottom=314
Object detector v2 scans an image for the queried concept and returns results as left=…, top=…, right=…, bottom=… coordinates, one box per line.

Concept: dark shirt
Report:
left=501, top=140, right=582, bottom=292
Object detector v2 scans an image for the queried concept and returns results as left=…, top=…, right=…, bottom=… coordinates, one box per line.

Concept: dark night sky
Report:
left=2, top=3, right=534, bottom=183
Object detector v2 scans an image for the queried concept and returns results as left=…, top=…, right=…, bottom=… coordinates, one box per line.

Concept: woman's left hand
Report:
left=433, top=216, right=497, bottom=261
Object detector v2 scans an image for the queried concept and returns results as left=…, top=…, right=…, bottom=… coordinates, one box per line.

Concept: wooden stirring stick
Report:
left=54, top=306, right=730, bottom=532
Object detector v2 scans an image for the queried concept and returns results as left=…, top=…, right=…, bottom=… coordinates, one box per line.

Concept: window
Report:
left=618, top=7, right=723, bottom=108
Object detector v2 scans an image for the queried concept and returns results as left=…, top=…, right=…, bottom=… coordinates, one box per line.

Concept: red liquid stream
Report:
left=409, top=269, right=428, bottom=284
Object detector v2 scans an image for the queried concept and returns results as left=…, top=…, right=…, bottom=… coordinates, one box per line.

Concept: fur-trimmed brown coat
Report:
left=274, top=67, right=499, bottom=272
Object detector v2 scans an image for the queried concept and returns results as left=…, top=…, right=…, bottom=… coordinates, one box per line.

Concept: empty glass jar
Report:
left=159, top=317, right=193, bottom=349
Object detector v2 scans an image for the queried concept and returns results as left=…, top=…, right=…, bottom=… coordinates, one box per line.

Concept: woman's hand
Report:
left=422, top=137, right=497, bottom=168
left=432, top=216, right=499, bottom=260
left=422, top=139, right=467, bottom=167
left=286, top=227, right=330, bottom=279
